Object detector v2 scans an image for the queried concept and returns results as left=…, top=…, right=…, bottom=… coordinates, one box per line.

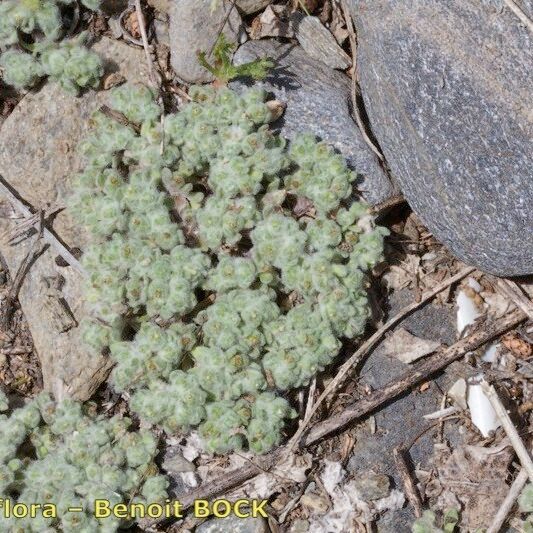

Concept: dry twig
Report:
left=303, top=308, right=525, bottom=445
left=393, top=447, right=423, bottom=518
left=286, top=266, right=476, bottom=452
left=0, top=175, right=86, bottom=276
left=490, top=276, right=533, bottom=322
left=0, top=212, right=45, bottom=330
left=340, top=0, right=385, bottom=162
left=487, top=467, right=530, bottom=533
left=479, top=379, right=533, bottom=482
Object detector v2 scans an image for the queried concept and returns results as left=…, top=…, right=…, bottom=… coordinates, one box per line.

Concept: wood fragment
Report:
left=0, top=214, right=45, bottom=330
left=156, top=308, right=525, bottom=519
left=487, top=467, right=529, bottom=533
left=286, top=266, right=476, bottom=452
left=490, top=276, right=533, bottom=322
left=479, top=379, right=533, bottom=482
left=393, top=447, right=423, bottom=518
left=0, top=175, right=86, bottom=276
left=98, top=105, right=141, bottom=133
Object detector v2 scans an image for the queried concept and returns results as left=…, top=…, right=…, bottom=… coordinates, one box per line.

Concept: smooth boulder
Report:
left=350, top=0, right=533, bottom=275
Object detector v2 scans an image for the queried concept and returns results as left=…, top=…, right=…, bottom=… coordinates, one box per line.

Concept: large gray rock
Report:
left=350, top=0, right=533, bottom=276
left=232, top=40, right=397, bottom=205
left=169, top=0, right=244, bottom=83
left=0, top=38, right=150, bottom=402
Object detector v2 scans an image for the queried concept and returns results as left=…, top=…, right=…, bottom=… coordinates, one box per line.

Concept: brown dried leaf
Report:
left=501, top=332, right=532, bottom=359
left=381, top=328, right=441, bottom=364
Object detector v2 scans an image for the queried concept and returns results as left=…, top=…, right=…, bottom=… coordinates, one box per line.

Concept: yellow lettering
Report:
left=42, top=504, right=57, bottom=518
left=171, top=500, right=183, bottom=518
left=194, top=500, right=210, bottom=518
left=13, top=504, right=27, bottom=518
left=94, top=500, right=111, bottom=518
left=213, top=499, right=231, bottom=518
left=112, top=503, right=128, bottom=518
left=234, top=499, right=251, bottom=518
left=129, top=503, right=146, bottom=518
left=147, top=503, right=163, bottom=518
left=252, top=500, right=268, bottom=518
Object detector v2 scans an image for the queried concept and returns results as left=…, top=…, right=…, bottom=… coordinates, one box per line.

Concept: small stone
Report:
left=289, top=519, right=310, bottom=533
left=153, top=13, right=170, bottom=47
left=169, top=0, right=244, bottom=83
left=236, top=0, right=272, bottom=15
left=196, top=515, right=269, bottom=533
left=232, top=40, right=397, bottom=205
left=300, top=493, right=329, bottom=514
left=162, top=450, right=195, bottom=474
left=352, top=471, right=390, bottom=501
left=292, top=14, right=351, bottom=69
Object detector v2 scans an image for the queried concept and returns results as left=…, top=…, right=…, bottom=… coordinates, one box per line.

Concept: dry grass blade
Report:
left=286, top=265, right=476, bottom=452
left=340, top=0, right=384, bottom=162
left=0, top=175, right=86, bottom=276
left=487, top=468, right=530, bottom=533
left=134, top=0, right=159, bottom=89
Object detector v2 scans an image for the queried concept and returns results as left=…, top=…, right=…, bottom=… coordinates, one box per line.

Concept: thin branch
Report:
left=479, top=379, right=533, bottom=482
left=340, top=0, right=385, bottom=162
left=503, top=0, right=533, bottom=33
left=393, top=447, right=423, bottom=518
left=487, top=467, right=529, bottom=533
left=134, top=0, right=159, bottom=89
left=490, top=276, right=533, bottom=322
left=286, top=266, right=476, bottom=452
left=0, top=175, right=86, bottom=276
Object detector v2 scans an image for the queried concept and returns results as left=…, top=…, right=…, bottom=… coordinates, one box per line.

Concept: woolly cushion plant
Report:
left=72, top=83, right=389, bottom=454
left=0, top=1, right=103, bottom=94
left=0, top=390, right=167, bottom=533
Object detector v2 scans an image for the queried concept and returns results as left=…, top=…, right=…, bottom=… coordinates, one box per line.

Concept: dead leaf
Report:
left=501, top=332, right=532, bottom=359
left=382, top=327, right=441, bottom=364
left=427, top=443, right=513, bottom=530
left=382, top=254, right=421, bottom=291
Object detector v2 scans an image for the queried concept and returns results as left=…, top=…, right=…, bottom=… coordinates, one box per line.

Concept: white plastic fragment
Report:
left=456, top=289, right=482, bottom=335
left=467, top=374, right=501, bottom=437
left=482, top=343, right=500, bottom=363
